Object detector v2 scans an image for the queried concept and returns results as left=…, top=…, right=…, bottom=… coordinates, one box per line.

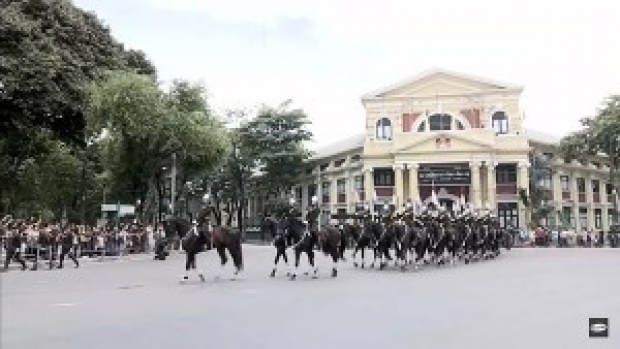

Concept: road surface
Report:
left=2, top=246, right=619, bottom=349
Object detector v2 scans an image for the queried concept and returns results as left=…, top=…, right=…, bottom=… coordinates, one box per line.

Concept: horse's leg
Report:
left=339, top=235, right=346, bottom=261
left=216, top=246, right=227, bottom=279
left=271, top=247, right=282, bottom=277
left=290, top=248, right=301, bottom=280
left=308, top=249, right=317, bottom=279
left=182, top=252, right=192, bottom=282
left=331, top=249, right=338, bottom=277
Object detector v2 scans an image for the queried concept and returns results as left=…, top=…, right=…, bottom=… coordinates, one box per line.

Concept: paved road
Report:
left=2, top=246, right=619, bottom=349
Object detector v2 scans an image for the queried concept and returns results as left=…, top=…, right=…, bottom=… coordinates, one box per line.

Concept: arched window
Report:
left=417, top=121, right=426, bottom=132
left=376, top=117, right=392, bottom=140
left=429, top=113, right=452, bottom=131
left=492, top=111, right=508, bottom=134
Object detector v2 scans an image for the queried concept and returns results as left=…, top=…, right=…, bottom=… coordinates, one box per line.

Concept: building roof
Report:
left=362, top=68, right=524, bottom=100
left=307, top=128, right=563, bottom=162
left=309, top=133, right=365, bottom=161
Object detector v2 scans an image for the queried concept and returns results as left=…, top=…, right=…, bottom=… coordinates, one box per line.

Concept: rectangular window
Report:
left=496, top=164, right=517, bottom=183
left=354, top=175, right=364, bottom=191
left=336, top=179, right=346, bottom=203
left=579, top=208, right=588, bottom=231
left=537, top=171, right=552, bottom=190
left=374, top=169, right=394, bottom=186
left=576, top=178, right=586, bottom=193
left=334, top=159, right=345, bottom=167
left=351, top=155, right=361, bottom=163
left=497, top=202, right=518, bottom=228
left=606, top=183, right=613, bottom=195
left=609, top=209, right=616, bottom=228
left=560, top=176, right=570, bottom=191
left=321, top=182, right=330, bottom=204
left=561, top=207, right=573, bottom=229
left=592, top=180, right=600, bottom=193
left=337, top=179, right=346, bottom=194
left=319, top=163, right=329, bottom=171
left=594, top=209, right=602, bottom=229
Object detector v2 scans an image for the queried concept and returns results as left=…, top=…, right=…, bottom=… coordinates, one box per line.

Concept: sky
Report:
left=74, top=0, right=620, bottom=150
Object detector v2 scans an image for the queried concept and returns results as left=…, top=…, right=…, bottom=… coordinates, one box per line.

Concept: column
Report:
left=551, top=171, right=564, bottom=226
left=364, top=167, right=374, bottom=208
left=486, top=162, right=497, bottom=210
left=586, top=173, right=594, bottom=230
left=330, top=176, right=338, bottom=217
left=602, top=207, right=610, bottom=232
left=517, top=161, right=529, bottom=229
left=393, top=164, right=404, bottom=208
left=570, top=170, right=580, bottom=232
left=408, top=162, right=419, bottom=202
left=470, top=161, right=482, bottom=209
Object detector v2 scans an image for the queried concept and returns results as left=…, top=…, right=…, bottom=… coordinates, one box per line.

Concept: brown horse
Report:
left=166, top=216, right=243, bottom=282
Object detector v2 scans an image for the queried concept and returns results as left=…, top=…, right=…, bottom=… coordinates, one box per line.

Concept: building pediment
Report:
left=362, top=68, right=523, bottom=100
left=394, top=132, right=495, bottom=154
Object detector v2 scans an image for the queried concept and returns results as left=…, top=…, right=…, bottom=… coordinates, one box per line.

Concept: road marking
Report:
left=52, top=303, right=79, bottom=307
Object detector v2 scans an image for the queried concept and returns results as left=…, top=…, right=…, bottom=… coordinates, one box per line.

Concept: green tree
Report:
left=560, top=95, right=620, bottom=225
left=239, top=100, right=313, bottom=197
left=519, top=152, right=554, bottom=229
left=0, top=0, right=157, bottom=146
left=88, top=72, right=229, bottom=222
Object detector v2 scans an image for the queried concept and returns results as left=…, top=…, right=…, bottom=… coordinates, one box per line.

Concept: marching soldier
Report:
left=3, top=223, right=27, bottom=271
left=305, top=196, right=320, bottom=234
left=58, top=224, right=80, bottom=268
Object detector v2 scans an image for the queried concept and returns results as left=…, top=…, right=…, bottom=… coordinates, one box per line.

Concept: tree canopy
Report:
left=0, top=0, right=156, bottom=146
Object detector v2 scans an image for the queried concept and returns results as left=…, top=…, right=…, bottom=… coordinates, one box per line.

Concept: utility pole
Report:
left=171, top=153, right=177, bottom=217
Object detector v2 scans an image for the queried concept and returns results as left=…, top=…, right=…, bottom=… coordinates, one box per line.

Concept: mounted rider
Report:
left=305, top=195, right=320, bottom=234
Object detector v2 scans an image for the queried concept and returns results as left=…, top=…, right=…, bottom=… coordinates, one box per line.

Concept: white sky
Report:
left=75, top=0, right=620, bottom=149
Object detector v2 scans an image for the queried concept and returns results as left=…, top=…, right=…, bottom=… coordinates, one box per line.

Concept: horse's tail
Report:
left=230, top=232, right=244, bottom=271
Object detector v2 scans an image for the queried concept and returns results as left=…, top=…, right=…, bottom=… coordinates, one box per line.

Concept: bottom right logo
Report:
left=589, top=318, right=609, bottom=338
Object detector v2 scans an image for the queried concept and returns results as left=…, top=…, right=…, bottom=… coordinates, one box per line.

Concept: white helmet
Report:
left=311, top=196, right=318, bottom=204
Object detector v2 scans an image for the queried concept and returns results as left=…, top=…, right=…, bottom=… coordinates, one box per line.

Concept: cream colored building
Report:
left=247, top=69, right=617, bottom=232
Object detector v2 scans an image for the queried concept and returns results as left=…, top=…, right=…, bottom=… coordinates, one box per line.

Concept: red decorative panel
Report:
left=401, top=113, right=421, bottom=132
left=337, top=194, right=346, bottom=203
left=460, top=108, right=482, bottom=128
